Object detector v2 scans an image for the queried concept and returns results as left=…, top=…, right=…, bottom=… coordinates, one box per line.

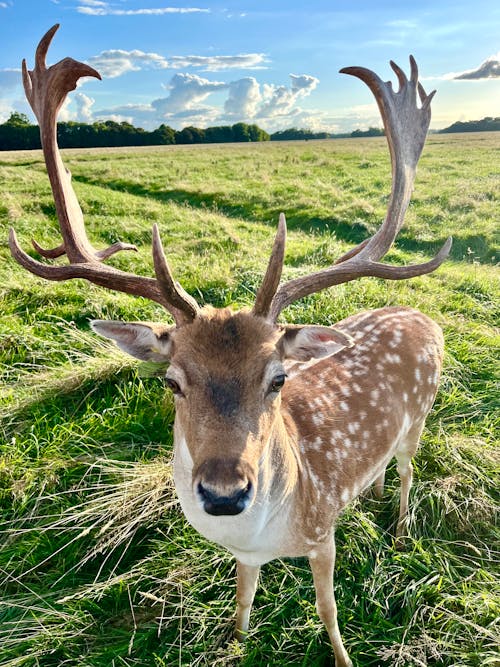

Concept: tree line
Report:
left=1, top=112, right=498, bottom=151
left=439, top=117, right=500, bottom=133
left=0, top=113, right=270, bottom=151
left=0, top=113, right=386, bottom=150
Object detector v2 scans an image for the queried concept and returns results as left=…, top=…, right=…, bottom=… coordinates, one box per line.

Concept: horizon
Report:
left=0, top=1, right=499, bottom=134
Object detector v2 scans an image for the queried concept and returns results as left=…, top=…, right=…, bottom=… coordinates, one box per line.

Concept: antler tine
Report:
left=9, top=24, right=199, bottom=326
left=252, top=213, right=287, bottom=317
left=152, top=225, right=199, bottom=325
left=262, top=57, right=451, bottom=322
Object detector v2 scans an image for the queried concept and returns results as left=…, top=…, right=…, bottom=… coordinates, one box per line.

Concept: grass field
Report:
left=0, top=132, right=498, bottom=666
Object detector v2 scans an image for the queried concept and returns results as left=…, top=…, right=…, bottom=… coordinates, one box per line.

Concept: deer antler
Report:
left=254, top=56, right=452, bottom=322
left=8, top=24, right=199, bottom=326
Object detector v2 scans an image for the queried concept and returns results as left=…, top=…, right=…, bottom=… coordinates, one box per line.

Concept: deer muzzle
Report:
left=194, top=458, right=255, bottom=516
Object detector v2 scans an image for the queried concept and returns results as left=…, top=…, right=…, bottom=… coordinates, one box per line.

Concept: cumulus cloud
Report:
left=77, top=1, right=209, bottom=16
left=257, top=73, right=319, bottom=118
left=58, top=92, right=96, bottom=122
left=153, top=72, right=228, bottom=115
left=63, top=64, right=322, bottom=132
left=453, top=53, right=500, bottom=80
left=224, top=77, right=261, bottom=118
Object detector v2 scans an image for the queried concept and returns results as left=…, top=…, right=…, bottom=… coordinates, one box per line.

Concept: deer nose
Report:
left=197, top=481, right=252, bottom=516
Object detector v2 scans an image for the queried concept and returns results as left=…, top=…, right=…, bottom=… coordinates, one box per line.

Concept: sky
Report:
left=0, top=0, right=499, bottom=133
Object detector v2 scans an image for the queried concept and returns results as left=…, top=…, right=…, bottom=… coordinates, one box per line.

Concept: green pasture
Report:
left=0, top=133, right=498, bottom=666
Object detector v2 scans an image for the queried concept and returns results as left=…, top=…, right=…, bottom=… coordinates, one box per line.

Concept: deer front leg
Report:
left=235, top=560, right=260, bottom=641
left=309, top=536, right=352, bottom=667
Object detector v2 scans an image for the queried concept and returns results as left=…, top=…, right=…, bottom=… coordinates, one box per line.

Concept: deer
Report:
left=9, top=25, right=452, bottom=667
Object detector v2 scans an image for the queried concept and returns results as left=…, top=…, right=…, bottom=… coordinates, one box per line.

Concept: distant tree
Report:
left=204, top=125, right=234, bottom=143
left=176, top=126, right=206, bottom=144
left=440, top=117, right=500, bottom=133
left=270, top=128, right=330, bottom=141
left=4, top=112, right=32, bottom=126
left=350, top=127, right=384, bottom=138
left=247, top=124, right=270, bottom=142
left=231, top=122, right=252, bottom=142
left=150, top=124, right=176, bottom=145
left=0, top=111, right=40, bottom=150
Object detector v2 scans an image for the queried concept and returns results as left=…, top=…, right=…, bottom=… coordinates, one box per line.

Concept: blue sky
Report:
left=0, top=0, right=499, bottom=132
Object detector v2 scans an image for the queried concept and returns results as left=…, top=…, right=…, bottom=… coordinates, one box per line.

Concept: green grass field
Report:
left=0, top=133, right=498, bottom=666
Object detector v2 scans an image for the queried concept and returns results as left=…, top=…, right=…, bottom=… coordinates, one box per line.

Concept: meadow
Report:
left=0, top=132, right=498, bottom=666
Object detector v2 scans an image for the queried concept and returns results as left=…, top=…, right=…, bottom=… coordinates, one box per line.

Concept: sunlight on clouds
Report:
left=224, top=78, right=261, bottom=118
left=257, top=74, right=319, bottom=118
left=154, top=73, right=228, bottom=114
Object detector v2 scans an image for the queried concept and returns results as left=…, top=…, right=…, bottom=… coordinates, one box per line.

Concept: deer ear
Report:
left=91, top=321, right=173, bottom=362
left=280, top=325, right=354, bottom=362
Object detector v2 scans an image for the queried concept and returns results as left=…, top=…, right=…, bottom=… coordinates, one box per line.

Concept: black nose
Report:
left=197, top=481, right=252, bottom=516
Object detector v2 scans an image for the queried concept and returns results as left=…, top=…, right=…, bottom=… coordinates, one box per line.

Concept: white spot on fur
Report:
left=312, top=412, right=325, bottom=426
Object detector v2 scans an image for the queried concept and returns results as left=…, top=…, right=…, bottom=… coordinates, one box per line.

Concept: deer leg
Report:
left=373, top=468, right=386, bottom=498
left=395, top=453, right=413, bottom=538
left=309, top=535, right=352, bottom=667
left=235, top=560, right=260, bottom=641
left=395, top=423, right=423, bottom=539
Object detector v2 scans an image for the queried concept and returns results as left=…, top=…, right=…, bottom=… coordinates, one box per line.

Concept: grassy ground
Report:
left=0, top=133, right=498, bottom=666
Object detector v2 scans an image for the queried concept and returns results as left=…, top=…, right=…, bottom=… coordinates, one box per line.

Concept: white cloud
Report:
left=77, top=1, right=209, bottom=16
left=87, top=49, right=267, bottom=78
left=0, top=99, right=14, bottom=123
left=167, top=53, right=267, bottom=71
left=452, top=52, right=500, bottom=80
left=88, top=50, right=169, bottom=78
left=74, top=92, right=95, bottom=122
left=224, top=77, right=261, bottom=118
left=65, top=66, right=322, bottom=132
left=153, top=73, right=228, bottom=114
left=0, top=2, right=9, bottom=8
left=257, top=73, right=319, bottom=118
left=94, top=103, right=155, bottom=127
left=58, top=92, right=96, bottom=122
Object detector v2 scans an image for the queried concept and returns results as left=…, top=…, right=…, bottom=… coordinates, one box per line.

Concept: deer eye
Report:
left=269, top=373, right=287, bottom=394
left=165, top=377, right=182, bottom=395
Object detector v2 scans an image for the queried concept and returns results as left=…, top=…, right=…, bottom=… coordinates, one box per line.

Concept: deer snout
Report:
left=197, top=480, right=252, bottom=515
left=194, top=458, right=255, bottom=516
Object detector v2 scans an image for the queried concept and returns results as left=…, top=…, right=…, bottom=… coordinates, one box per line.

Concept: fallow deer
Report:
left=10, top=25, right=451, bottom=667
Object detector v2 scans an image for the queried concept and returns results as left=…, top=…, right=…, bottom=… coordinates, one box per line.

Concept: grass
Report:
left=0, top=132, right=499, bottom=666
